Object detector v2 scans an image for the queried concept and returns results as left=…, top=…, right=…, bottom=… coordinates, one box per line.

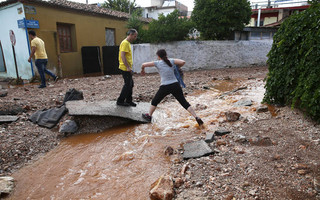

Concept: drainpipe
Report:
left=257, top=8, right=261, bottom=27
left=24, top=18, right=34, bottom=77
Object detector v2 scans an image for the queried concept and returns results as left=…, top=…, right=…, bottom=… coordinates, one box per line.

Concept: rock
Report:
left=205, top=133, right=214, bottom=143
left=0, top=105, right=24, bottom=115
left=294, top=163, right=309, bottom=170
left=181, top=163, right=189, bottom=175
left=182, top=140, right=214, bottom=159
left=213, top=156, right=227, bottom=164
left=249, top=189, right=257, bottom=196
left=225, top=111, right=241, bottom=122
left=297, top=169, right=309, bottom=175
left=214, top=129, right=231, bottom=136
left=257, top=105, right=269, bottom=113
left=314, top=177, right=320, bottom=192
left=150, top=175, right=174, bottom=200
left=0, top=116, right=19, bottom=124
left=0, top=176, right=14, bottom=195
left=164, top=146, right=174, bottom=156
left=234, top=135, right=248, bottom=144
left=0, top=90, right=8, bottom=97
left=234, top=99, right=253, bottom=107
left=249, top=136, right=273, bottom=146
left=59, top=120, right=78, bottom=133
left=195, top=104, right=207, bottom=111
left=173, top=178, right=183, bottom=188
left=234, top=146, right=246, bottom=154
left=216, top=139, right=227, bottom=146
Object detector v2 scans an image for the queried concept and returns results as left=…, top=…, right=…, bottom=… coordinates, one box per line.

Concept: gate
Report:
left=102, top=46, right=121, bottom=75
left=81, top=46, right=102, bottom=75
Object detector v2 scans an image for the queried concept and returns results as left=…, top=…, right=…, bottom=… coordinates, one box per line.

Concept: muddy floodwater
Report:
left=8, top=78, right=265, bottom=199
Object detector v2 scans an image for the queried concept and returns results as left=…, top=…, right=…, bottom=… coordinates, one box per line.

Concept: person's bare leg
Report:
left=149, top=105, right=157, bottom=116
left=187, top=106, right=197, bottom=118
left=187, top=106, right=204, bottom=125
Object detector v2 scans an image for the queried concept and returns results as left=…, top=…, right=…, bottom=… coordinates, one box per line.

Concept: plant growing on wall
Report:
left=263, top=1, right=320, bottom=122
left=191, top=0, right=251, bottom=40
left=141, top=10, right=193, bottom=43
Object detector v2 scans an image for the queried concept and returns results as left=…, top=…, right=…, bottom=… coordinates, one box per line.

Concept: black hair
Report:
left=156, top=49, right=172, bottom=67
left=127, top=29, right=137, bottom=36
left=28, top=30, right=36, bottom=36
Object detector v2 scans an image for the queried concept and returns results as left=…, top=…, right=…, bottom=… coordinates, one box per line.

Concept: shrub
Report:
left=263, top=2, right=320, bottom=122
left=142, top=10, right=193, bottom=43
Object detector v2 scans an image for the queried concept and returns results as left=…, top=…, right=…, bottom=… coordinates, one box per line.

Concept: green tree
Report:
left=102, top=0, right=142, bottom=15
left=126, top=10, right=146, bottom=43
left=264, top=2, right=320, bottom=122
left=191, top=0, right=251, bottom=40
left=142, top=10, right=193, bottom=43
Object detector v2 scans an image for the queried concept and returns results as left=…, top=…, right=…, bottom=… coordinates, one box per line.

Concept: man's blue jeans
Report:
left=35, top=59, right=56, bottom=86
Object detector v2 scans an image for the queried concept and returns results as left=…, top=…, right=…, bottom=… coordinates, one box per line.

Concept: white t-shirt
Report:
left=154, top=59, right=178, bottom=86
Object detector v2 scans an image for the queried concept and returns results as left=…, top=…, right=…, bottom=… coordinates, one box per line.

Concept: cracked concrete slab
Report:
left=0, top=116, right=19, bottom=123
left=66, top=100, right=150, bottom=123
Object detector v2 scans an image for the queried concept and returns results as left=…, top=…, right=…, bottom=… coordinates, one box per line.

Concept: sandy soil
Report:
left=0, top=66, right=319, bottom=199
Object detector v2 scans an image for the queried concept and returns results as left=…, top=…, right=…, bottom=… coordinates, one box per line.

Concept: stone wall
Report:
left=132, top=40, right=272, bottom=73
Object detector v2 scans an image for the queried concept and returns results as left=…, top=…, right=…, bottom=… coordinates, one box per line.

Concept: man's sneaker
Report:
left=142, top=113, right=152, bottom=122
left=38, top=85, right=46, bottom=88
left=54, top=76, right=59, bottom=82
left=126, top=102, right=137, bottom=107
left=116, top=101, right=130, bottom=106
left=196, top=117, right=204, bottom=126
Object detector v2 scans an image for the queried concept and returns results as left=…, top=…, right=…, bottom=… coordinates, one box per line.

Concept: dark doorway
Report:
left=81, top=46, right=102, bottom=75
left=102, top=46, right=121, bottom=75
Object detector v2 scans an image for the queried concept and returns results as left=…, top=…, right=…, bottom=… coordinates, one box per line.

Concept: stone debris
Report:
left=225, top=111, right=241, bottom=122
left=257, top=105, right=269, bottom=113
left=205, top=133, right=214, bottom=143
left=234, top=99, right=253, bottom=107
left=59, top=120, right=78, bottom=134
left=149, top=175, right=174, bottom=200
left=214, top=129, right=231, bottom=136
left=0, top=176, right=14, bottom=195
left=0, top=116, right=19, bottom=124
left=182, top=140, right=214, bottom=159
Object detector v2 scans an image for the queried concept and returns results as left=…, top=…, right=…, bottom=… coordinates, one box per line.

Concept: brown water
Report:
left=8, top=78, right=267, bottom=200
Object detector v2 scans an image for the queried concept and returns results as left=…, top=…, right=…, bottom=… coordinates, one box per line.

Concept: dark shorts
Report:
left=151, top=82, right=190, bottom=110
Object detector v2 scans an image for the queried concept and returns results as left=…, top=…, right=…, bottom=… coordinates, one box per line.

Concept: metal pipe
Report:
left=24, top=18, right=34, bottom=77
left=257, top=8, right=261, bottom=27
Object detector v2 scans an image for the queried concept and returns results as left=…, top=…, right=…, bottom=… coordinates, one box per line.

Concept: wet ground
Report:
left=1, top=66, right=319, bottom=199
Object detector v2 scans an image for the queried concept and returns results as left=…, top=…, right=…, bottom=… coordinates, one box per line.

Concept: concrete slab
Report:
left=183, top=140, right=214, bottom=159
left=0, top=116, right=19, bottom=123
left=66, top=100, right=150, bottom=123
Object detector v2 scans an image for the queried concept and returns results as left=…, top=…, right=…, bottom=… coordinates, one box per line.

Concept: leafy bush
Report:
left=263, top=2, right=320, bottom=122
left=141, top=10, right=193, bottom=43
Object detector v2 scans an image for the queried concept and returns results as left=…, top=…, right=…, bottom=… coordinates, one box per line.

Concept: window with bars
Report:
left=57, top=23, right=74, bottom=53
left=105, top=28, right=115, bottom=46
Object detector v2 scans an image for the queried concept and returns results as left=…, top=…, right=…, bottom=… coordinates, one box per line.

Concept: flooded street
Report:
left=8, top=77, right=266, bottom=199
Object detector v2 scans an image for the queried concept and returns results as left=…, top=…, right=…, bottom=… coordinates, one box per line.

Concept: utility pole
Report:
left=129, top=0, right=131, bottom=14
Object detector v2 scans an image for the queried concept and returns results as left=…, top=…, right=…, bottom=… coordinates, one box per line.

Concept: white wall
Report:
left=132, top=40, right=273, bottom=73
left=0, top=2, right=33, bottom=79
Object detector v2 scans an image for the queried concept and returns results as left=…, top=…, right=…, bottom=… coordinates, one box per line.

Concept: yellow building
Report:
left=0, top=0, right=148, bottom=79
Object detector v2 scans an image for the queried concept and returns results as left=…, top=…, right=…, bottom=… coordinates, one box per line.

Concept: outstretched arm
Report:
left=141, top=62, right=155, bottom=76
left=174, top=59, right=185, bottom=68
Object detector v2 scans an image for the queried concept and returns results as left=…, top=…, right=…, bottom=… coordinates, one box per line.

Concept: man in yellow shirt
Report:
left=28, top=30, right=58, bottom=88
left=116, top=29, right=138, bottom=106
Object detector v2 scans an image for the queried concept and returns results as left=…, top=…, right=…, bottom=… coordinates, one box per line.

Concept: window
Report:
left=57, top=23, right=76, bottom=53
left=105, top=28, right=115, bottom=46
left=0, top=41, right=6, bottom=72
